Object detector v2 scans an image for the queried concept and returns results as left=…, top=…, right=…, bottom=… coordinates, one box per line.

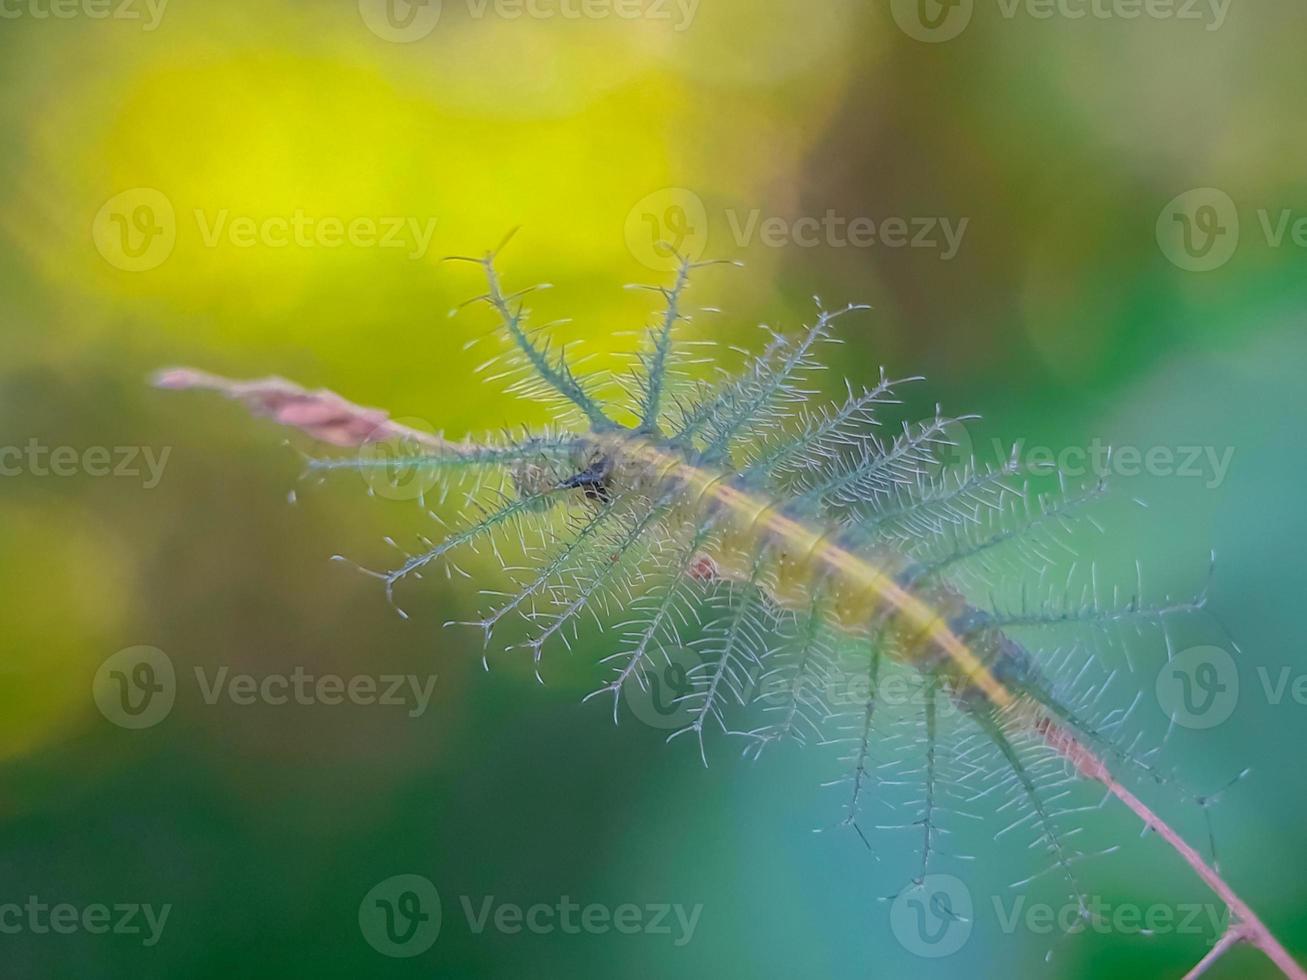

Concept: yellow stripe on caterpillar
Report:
left=596, top=433, right=1015, bottom=709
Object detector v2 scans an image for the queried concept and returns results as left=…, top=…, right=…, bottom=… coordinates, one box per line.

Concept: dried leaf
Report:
left=152, top=368, right=454, bottom=450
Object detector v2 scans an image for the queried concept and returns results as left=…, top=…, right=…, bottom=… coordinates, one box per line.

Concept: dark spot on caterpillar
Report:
left=559, top=454, right=613, bottom=504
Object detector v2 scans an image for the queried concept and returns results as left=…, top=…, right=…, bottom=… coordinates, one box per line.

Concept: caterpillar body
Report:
left=157, top=235, right=1305, bottom=976
left=554, top=428, right=1023, bottom=711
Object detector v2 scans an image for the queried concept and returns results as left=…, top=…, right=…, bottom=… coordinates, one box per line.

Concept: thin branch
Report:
left=1184, top=927, right=1251, bottom=980
left=1041, top=722, right=1306, bottom=980
left=152, top=368, right=467, bottom=452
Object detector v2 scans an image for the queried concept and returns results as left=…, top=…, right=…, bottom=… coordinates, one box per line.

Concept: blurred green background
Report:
left=2, top=1, right=1306, bottom=977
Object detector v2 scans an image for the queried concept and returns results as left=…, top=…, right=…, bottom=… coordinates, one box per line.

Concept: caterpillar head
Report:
left=509, top=439, right=612, bottom=509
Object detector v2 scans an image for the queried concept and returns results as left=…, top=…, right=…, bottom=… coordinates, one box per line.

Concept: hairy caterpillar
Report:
left=157, top=233, right=1303, bottom=977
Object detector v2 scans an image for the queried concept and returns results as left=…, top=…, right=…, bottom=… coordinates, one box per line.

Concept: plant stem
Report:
left=1042, top=723, right=1305, bottom=979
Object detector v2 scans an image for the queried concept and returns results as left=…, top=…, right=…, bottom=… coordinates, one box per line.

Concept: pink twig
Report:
left=152, top=368, right=463, bottom=451
left=1042, top=723, right=1305, bottom=979
left=1184, top=927, right=1252, bottom=980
